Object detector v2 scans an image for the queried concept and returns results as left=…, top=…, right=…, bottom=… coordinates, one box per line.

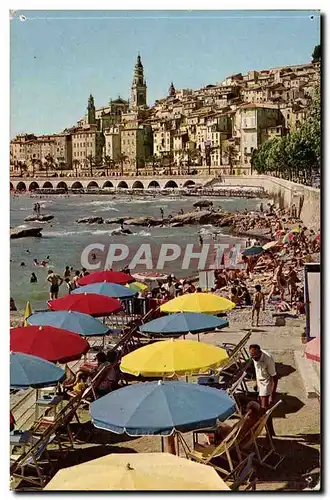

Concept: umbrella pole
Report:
left=161, top=436, right=164, bottom=452
left=166, top=434, right=177, bottom=455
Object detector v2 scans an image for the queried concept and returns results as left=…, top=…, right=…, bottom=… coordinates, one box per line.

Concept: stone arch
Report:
left=16, top=181, right=27, bottom=191
left=10, top=182, right=14, bottom=191
left=87, top=181, right=99, bottom=189
left=71, top=181, right=83, bottom=189
left=132, top=180, right=144, bottom=189
left=148, top=180, right=160, bottom=189
left=118, top=181, right=128, bottom=189
left=164, top=180, right=178, bottom=189
left=56, top=181, right=68, bottom=190
left=183, top=180, right=195, bottom=188
left=103, top=180, right=114, bottom=188
left=43, top=181, right=53, bottom=189
left=29, top=181, right=40, bottom=191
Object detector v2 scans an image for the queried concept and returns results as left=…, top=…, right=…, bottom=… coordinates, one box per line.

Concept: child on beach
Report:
left=252, top=285, right=265, bottom=327
left=71, top=373, right=88, bottom=395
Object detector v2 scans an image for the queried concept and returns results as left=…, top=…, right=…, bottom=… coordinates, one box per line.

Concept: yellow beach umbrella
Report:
left=126, top=281, right=148, bottom=292
left=23, top=301, right=32, bottom=327
left=44, top=452, right=230, bottom=491
left=120, top=338, right=228, bottom=377
left=160, top=292, right=235, bottom=314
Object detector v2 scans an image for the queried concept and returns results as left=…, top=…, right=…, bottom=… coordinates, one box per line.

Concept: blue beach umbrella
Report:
left=242, top=245, right=264, bottom=257
left=90, top=380, right=236, bottom=436
left=72, top=282, right=137, bottom=300
left=10, top=352, right=65, bottom=389
left=139, top=312, right=229, bottom=337
left=27, top=310, right=109, bottom=337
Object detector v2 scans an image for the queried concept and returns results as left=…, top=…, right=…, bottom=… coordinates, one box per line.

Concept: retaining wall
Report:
left=222, top=175, right=320, bottom=228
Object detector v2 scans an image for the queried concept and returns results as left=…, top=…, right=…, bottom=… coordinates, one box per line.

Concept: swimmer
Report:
left=20, top=262, right=25, bottom=267
left=30, top=272, right=38, bottom=283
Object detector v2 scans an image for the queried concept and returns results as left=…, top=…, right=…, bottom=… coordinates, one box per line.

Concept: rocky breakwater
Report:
left=11, top=227, right=43, bottom=239
left=24, top=214, right=54, bottom=222
left=77, top=216, right=104, bottom=224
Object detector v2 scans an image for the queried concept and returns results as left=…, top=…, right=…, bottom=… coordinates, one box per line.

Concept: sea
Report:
left=10, top=193, right=267, bottom=310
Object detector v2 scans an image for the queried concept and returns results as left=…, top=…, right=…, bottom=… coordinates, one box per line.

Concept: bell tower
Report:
left=130, top=54, right=147, bottom=109
left=87, top=94, right=96, bottom=125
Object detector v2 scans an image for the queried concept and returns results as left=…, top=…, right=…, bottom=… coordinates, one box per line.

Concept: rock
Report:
left=76, top=216, right=104, bottom=224
left=105, top=217, right=128, bottom=224
left=193, top=200, right=213, bottom=209
left=24, top=214, right=54, bottom=222
left=10, top=227, right=43, bottom=239
left=110, top=228, right=133, bottom=235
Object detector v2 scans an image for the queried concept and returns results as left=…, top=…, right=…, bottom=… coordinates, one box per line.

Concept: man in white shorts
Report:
left=249, top=344, right=278, bottom=436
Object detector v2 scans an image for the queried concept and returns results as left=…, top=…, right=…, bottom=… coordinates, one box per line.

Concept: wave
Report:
left=133, top=230, right=151, bottom=237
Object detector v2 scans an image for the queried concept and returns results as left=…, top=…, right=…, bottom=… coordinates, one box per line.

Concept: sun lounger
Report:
left=236, top=400, right=285, bottom=469
left=220, top=331, right=252, bottom=372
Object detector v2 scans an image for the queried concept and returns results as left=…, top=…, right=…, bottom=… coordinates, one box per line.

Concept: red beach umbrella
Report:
left=304, top=337, right=320, bottom=363
left=78, top=270, right=134, bottom=286
left=10, top=325, right=90, bottom=364
left=48, top=293, right=122, bottom=317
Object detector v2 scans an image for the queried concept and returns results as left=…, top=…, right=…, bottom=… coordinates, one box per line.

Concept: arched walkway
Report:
left=148, top=180, right=160, bottom=189
left=87, top=181, right=99, bottom=189
left=132, top=181, right=144, bottom=189
left=43, top=181, right=53, bottom=189
left=56, top=181, right=68, bottom=190
left=164, top=180, right=178, bottom=189
left=16, top=181, right=27, bottom=191
left=118, top=181, right=128, bottom=189
left=72, top=181, right=83, bottom=189
left=29, top=182, right=40, bottom=191
left=183, top=180, right=195, bottom=188
left=103, top=181, right=114, bottom=188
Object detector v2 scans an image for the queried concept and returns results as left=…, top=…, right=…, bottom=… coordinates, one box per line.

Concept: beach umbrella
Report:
left=160, top=292, right=235, bottom=315
left=290, top=227, right=301, bottom=233
left=48, top=293, right=122, bottom=317
left=139, top=312, right=229, bottom=337
left=126, top=281, right=148, bottom=293
left=90, top=380, right=235, bottom=436
left=120, top=339, right=228, bottom=377
left=27, top=311, right=110, bottom=337
left=10, top=325, right=90, bottom=364
left=10, top=352, right=65, bottom=389
left=262, top=240, right=282, bottom=250
left=315, top=233, right=320, bottom=242
left=78, top=270, right=134, bottom=286
left=23, top=301, right=32, bottom=327
left=44, top=452, right=230, bottom=491
left=304, top=337, right=320, bottom=363
left=242, top=245, right=264, bottom=257
left=73, top=282, right=137, bottom=300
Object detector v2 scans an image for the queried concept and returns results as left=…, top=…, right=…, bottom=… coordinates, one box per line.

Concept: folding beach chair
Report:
left=236, top=399, right=285, bottom=470
left=188, top=417, right=246, bottom=477
left=219, top=331, right=252, bottom=375
left=10, top=433, right=57, bottom=490
left=225, top=453, right=256, bottom=491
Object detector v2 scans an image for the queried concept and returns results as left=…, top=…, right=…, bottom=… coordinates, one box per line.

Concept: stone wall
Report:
left=222, top=175, right=320, bottom=228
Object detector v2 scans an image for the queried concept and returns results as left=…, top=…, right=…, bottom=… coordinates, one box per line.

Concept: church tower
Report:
left=130, top=54, right=147, bottom=109
left=169, top=82, right=176, bottom=97
left=87, top=94, right=96, bottom=125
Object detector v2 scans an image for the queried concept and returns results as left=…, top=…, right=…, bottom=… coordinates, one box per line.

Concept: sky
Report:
left=10, top=9, right=321, bottom=137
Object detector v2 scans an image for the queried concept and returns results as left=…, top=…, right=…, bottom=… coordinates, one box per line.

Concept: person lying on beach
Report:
left=206, top=401, right=262, bottom=446
left=252, top=285, right=265, bottom=327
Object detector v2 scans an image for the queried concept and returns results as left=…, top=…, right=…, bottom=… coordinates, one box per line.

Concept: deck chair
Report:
left=225, top=453, right=256, bottom=491
left=227, top=370, right=250, bottom=416
left=219, top=331, right=252, bottom=375
left=188, top=417, right=246, bottom=476
left=236, top=400, right=285, bottom=470
left=10, top=433, right=57, bottom=489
